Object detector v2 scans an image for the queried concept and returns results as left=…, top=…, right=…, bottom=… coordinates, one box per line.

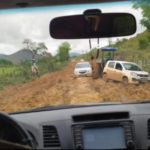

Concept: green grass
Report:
left=113, top=31, right=150, bottom=72
left=0, top=66, right=22, bottom=76
left=0, top=57, right=69, bottom=90
left=0, top=66, right=32, bottom=89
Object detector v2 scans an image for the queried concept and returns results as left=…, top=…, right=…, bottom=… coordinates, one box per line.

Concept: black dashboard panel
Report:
left=8, top=103, right=150, bottom=149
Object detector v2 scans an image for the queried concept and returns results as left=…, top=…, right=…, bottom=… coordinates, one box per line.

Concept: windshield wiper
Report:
left=138, top=100, right=150, bottom=103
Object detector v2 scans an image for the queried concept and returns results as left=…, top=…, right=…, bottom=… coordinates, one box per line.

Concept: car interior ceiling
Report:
left=0, top=0, right=128, bottom=9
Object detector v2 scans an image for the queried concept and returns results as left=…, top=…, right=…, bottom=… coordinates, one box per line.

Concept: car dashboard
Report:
left=0, top=103, right=148, bottom=149
left=0, top=0, right=148, bottom=149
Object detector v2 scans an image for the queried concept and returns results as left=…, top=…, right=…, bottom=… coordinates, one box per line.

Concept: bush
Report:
left=138, top=37, right=149, bottom=49
left=0, top=59, right=13, bottom=66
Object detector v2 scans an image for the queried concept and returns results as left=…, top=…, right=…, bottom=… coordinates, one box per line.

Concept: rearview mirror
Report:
left=50, top=12, right=136, bottom=39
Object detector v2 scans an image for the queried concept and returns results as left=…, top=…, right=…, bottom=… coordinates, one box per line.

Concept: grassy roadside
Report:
left=0, top=58, right=69, bottom=90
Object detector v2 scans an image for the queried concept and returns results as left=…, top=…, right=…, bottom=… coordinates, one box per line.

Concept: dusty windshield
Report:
left=123, top=63, right=142, bottom=71
left=0, top=0, right=150, bottom=113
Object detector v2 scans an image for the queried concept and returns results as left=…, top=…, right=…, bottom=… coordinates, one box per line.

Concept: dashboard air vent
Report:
left=73, top=112, right=129, bottom=122
left=43, top=125, right=60, bottom=148
left=148, top=119, right=150, bottom=139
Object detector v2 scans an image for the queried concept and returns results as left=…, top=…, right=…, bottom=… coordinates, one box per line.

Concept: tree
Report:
left=108, top=39, right=113, bottom=47
left=23, top=39, right=32, bottom=49
left=37, top=42, right=48, bottom=56
left=23, top=39, right=48, bottom=63
left=134, top=0, right=150, bottom=31
left=57, top=42, right=71, bottom=62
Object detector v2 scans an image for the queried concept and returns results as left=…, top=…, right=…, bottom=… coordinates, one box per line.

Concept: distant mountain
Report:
left=0, top=49, right=51, bottom=64
left=69, top=52, right=81, bottom=58
left=0, top=54, right=7, bottom=60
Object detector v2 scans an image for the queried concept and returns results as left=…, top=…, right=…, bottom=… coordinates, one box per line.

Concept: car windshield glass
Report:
left=0, top=0, right=150, bottom=113
left=123, top=63, right=142, bottom=71
left=76, top=63, right=90, bottom=68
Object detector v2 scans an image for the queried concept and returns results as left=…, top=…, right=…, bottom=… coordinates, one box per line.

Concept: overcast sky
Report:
left=0, top=1, right=144, bottom=56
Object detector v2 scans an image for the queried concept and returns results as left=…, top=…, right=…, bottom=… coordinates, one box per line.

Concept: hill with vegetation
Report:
left=0, top=49, right=51, bottom=64
left=114, top=31, right=150, bottom=72
left=76, top=30, right=150, bottom=72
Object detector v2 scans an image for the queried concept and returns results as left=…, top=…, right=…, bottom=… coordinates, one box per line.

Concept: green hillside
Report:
left=114, top=30, right=150, bottom=72
left=76, top=30, right=150, bottom=72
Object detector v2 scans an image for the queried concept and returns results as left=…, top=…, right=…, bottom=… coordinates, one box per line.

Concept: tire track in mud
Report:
left=0, top=61, right=149, bottom=113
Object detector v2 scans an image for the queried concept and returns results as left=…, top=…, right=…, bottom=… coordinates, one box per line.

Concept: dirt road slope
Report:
left=0, top=61, right=150, bottom=113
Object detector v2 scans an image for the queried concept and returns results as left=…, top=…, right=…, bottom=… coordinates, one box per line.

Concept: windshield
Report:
left=123, top=63, right=142, bottom=71
left=75, top=63, right=90, bottom=68
left=0, top=0, right=150, bottom=113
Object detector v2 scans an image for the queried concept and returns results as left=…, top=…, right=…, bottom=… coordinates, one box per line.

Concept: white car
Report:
left=74, top=61, right=92, bottom=77
left=103, top=60, right=150, bottom=84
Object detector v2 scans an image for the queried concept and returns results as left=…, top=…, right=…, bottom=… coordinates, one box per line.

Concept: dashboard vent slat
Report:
left=73, top=112, right=129, bottom=122
left=43, top=125, right=61, bottom=148
left=148, top=119, right=150, bottom=139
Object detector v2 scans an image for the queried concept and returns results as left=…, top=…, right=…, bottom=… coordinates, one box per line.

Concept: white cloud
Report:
left=0, top=2, right=144, bottom=55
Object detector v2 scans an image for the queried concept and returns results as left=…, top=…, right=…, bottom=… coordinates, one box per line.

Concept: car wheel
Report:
left=122, top=77, right=128, bottom=85
left=103, top=73, right=108, bottom=82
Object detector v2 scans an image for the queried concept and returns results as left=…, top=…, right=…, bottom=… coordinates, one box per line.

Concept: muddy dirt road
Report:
left=0, top=61, right=150, bottom=112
